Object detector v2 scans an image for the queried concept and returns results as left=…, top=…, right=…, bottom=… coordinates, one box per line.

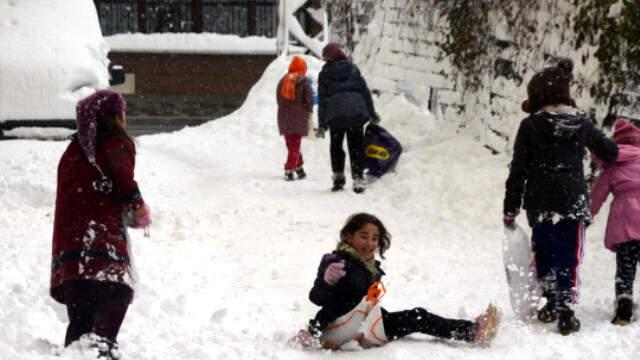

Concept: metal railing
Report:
left=94, top=0, right=277, bottom=36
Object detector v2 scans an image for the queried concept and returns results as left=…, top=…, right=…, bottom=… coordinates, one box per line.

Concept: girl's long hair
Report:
left=339, top=213, right=392, bottom=258
left=96, top=114, right=133, bottom=144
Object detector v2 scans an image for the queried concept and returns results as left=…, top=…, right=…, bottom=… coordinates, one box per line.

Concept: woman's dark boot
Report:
left=331, top=173, right=345, bottom=191
left=352, top=177, right=367, bottom=194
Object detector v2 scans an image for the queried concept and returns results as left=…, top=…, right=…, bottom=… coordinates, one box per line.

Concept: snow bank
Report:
left=0, top=0, right=109, bottom=122
left=106, top=33, right=277, bottom=55
left=0, top=55, right=638, bottom=359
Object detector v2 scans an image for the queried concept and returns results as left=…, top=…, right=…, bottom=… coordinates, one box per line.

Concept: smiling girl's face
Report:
left=345, top=223, right=380, bottom=261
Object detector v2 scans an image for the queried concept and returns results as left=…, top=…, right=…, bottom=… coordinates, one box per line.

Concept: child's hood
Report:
left=531, top=110, right=587, bottom=141
left=322, top=60, right=358, bottom=82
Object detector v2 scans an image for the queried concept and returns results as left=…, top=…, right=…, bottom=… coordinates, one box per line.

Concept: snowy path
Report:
left=0, top=56, right=638, bottom=359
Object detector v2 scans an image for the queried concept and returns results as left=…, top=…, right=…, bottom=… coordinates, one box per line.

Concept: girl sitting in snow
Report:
left=51, top=90, right=151, bottom=359
left=276, top=55, right=313, bottom=181
left=291, top=213, right=499, bottom=350
left=590, top=118, right=640, bottom=325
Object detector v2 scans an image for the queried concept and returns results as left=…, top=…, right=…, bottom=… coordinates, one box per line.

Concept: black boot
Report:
left=331, top=173, right=345, bottom=191
left=612, top=297, right=633, bottom=325
left=295, top=167, right=307, bottom=180
left=537, top=292, right=557, bottom=323
left=284, top=171, right=295, bottom=181
left=93, top=337, right=121, bottom=360
left=557, top=306, right=581, bottom=335
left=352, top=177, right=366, bottom=194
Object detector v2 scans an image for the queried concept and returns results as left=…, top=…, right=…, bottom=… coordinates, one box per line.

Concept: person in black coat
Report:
left=503, top=59, right=618, bottom=335
left=290, top=213, right=499, bottom=349
left=315, top=43, right=379, bottom=193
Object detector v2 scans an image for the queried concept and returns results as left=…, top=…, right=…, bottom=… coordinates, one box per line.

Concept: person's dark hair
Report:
left=96, top=114, right=133, bottom=143
left=339, top=213, right=391, bottom=258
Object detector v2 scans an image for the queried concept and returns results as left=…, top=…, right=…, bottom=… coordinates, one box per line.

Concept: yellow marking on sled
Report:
left=365, top=145, right=390, bottom=160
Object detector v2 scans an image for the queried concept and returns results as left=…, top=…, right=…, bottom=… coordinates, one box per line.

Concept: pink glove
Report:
left=323, top=261, right=346, bottom=286
left=131, top=204, right=152, bottom=228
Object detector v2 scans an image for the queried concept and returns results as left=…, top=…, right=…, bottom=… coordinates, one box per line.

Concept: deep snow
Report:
left=0, top=55, right=638, bottom=360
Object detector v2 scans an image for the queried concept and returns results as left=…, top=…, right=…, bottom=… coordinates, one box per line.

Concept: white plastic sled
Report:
left=502, top=223, right=542, bottom=323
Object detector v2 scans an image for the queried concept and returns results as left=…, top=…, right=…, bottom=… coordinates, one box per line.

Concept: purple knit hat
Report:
left=76, top=90, right=127, bottom=164
left=322, top=42, right=347, bottom=62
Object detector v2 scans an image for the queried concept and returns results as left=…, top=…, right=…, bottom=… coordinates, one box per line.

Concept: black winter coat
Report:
left=317, top=60, right=376, bottom=130
left=308, top=251, right=384, bottom=333
left=504, top=111, right=618, bottom=226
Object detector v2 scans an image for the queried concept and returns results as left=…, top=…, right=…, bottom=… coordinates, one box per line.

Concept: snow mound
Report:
left=0, top=0, right=109, bottom=122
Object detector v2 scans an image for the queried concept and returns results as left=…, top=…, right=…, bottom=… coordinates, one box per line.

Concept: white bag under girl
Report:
left=320, top=281, right=389, bottom=349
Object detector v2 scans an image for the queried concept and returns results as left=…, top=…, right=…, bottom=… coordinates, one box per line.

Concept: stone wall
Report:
left=343, top=0, right=614, bottom=153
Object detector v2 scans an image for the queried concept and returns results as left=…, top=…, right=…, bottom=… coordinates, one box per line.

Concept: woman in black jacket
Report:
left=503, top=59, right=618, bottom=335
left=316, top=43, right=379, bottom=193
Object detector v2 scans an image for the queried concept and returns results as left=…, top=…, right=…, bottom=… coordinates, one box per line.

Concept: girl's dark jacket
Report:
left=504, top=110, right=618, bottom=226
left=317, top=60, right=376, bottom=130
left=308, top=250, right=384, bottom=333
left=51, top=135, right=144, bottom=304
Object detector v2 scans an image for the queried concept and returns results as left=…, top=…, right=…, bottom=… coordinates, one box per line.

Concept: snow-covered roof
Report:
left=105, top=33, right=277, bottom=55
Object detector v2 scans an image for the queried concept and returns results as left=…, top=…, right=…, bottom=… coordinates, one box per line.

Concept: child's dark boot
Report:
left=295, top=167, right=307, bottom=180
left=284, top=171, right=295, bottom=181
left=331, top=173, right=345, bottom=191
left=557, top=306, right=581, bottom=335
left=612, top=296, right=633, bottom=326
left=537, top=292, right=557, bottom=323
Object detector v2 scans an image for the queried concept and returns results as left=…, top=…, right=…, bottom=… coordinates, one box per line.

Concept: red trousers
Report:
left=284, top=134, right=304, bottom=171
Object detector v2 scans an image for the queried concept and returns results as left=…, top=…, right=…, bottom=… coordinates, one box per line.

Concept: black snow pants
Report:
left=382, top=307, right=476, bottom=342
left=63, top=280, right=133, bottom=347
left=329, top=123, right=365, bottom=180
left=615, top=240, right=640, bottom=298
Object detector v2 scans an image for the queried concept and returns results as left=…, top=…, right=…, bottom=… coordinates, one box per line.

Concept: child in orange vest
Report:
left=276, top=56, right=313, bottom=181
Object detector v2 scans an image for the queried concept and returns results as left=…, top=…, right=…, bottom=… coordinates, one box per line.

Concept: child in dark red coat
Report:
left=276, top=56, right=313, bottom=181
left=290, top=213, right=499, bottom=350
left=51, top=90, right=151, bottom=359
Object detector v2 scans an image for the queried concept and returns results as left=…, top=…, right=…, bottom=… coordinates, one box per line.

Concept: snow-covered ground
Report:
left=0, top=55, right=638, bottom=360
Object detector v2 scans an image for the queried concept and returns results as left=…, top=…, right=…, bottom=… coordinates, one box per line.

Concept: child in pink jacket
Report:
left=591, top=118, right=640, bottom=326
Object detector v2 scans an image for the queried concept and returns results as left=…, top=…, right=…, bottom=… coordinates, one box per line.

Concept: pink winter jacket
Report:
left=591, top=144, right=640, bottom=252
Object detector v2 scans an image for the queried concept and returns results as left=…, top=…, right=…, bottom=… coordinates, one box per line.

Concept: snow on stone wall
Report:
left=345, top=0, right=609, bottom=153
